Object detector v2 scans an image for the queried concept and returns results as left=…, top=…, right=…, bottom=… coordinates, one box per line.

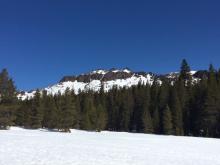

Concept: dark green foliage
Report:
left=170, top=87, right=183, bottom=135
left=199, top=65, right=220, bottom=137
left=150, top=81, right=160, bottom=133
left=162, top=105, right=173, bottom=135
left=143, top=108, right=153, bottom=133
left=131, top=84, right=151, bottom=133
left=58, top=89, right=76, bottom=131
left=0, top=105, right=15, bottom=129
left=95, top=104, right=107, bottom=131
left=80, top=93, right=95, bottom=130
left=0, top=69, right=17, bottom=129
left=0, top=69, right=17, bottom=104
left=42, top=94, right=59, bottom=129
left=152, top=107, right=160, bottom=134
left=179, top=59, right=191, bottom=82
left=30, top=89, right=43, bottom=129
left=118, top=88, right=133, bottom=131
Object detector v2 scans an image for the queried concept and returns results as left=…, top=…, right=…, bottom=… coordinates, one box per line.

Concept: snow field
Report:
left=0, top=127, right=220, bottom=165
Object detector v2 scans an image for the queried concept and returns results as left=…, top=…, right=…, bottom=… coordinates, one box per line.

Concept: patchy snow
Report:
left=111, top=69, right=131, bottom=73
left=0, top=127, right=220, bottom=165
left=91, top=70, right=108, bottom=75
left=103, top=75, right=153, bottom=91
left=45, top=81, right=87, bottom=95
left=18, top=74, right=154, bottom=100
left=17, top=91, right=36, bottom=100
left=122, top=69, right=132, bottom=73
left=167, top=71, right=197, bottom=79
left=190, top=70, right=197, bottom=75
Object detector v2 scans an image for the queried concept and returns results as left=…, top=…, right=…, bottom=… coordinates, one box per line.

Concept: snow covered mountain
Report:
left=18, top=68, right=201, bottom=100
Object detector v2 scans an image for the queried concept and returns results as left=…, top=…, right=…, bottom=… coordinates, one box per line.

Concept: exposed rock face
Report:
left=60, top=69, right=135, bottom=83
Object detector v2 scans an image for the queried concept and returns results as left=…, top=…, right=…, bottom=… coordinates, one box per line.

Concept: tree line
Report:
left=0, top=60, right=220, bottom=138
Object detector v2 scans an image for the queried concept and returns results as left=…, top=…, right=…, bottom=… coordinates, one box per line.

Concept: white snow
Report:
left=0, top=127, right=220, bottom=165
left=45, top=81, right=87, bottom=95
left=18, top=74, right=154, bottom=100
left=111, top=69, right=131, bottom=73
left=122, top=69, right=132, bottom=73
left=103, top=75, right=153, bottom=91
left=91, top=70, right=108, bottom=75
left=190, top=70, right=197, bottom=75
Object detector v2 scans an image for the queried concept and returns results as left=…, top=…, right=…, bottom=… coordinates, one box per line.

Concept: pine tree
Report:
left=59, top=88, right=76, bottom=132
left=162, top=105, right=173, bottom=135
left=106, top=87, right=118, bottom=131
left=143, top=107, right=153, bottom=133
left=119, top=89, right=133, bottom=131
left=150, top=80, right=160, bottom=133
left=191, top=77, right=207, bottom=136
left=42, top=93, right=59, bottom=129
left=15, top=100, right=27, bottom=126
left=152, top=106, right=160, bottom=134
left=95, top=104, right=107, bottom=131
left=201, top=64, right=219, bottom=137
left=30, top=89, right=43, bottom=129
left=0, top=105, right=15, bottom=129
left=14, top=98, right=33, bottom=129
left=179, top=59, right=191, bottom=82
left=80, top=93, right=95, bottom=130
left=158, top=81, right=170, bottom=111
left=178, top=59, right=193, bottom=135
left=0, top=69, right=17, bottom=104
left=131, top=84, right=151, bottom=133
left=0, top=69, right=17, bottom=129
left=170, top=87, right=183, bottom=135
left=158, top=81, right=170, bottom=133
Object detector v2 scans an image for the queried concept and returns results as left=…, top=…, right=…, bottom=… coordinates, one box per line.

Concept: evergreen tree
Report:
left=0, top=69, right=17, bottom=104
left=191, top=77, right=207, bottom=136
left=95, top=104, right=107, bottom=131
left=143, top=107, right=153, bottom=133
left=200, top=64, right=219, bottom=137
left=179, top=59, right=191, bottom=82
left=158, top=81, right=170, bottom=133
left=30, top=89, right=43, bottom=128
left=80, top=93, right=95, bottom=130
left=170, top=87, right=183, bottom=135
left=0, top=105, right=15, bottom=129
left=106, top=87, right=118, bottom=131
left=21, top=100, right=32, bottom=128
left=0, top=69, right=17, bottom=129
left=162, top=105, right=173, bottom=135
left=131, top=84, right=151, bottom=133
left=150, top=80, right=160, bottom=133
left=152, top=106, right=160, bottom=134
left=59, top=88, right=77, bottom=132
left=119, top=89, right=133, bottom=131
left=42, top=93, right=59, bottom=129
left=178, top=59, right=192, bottom=135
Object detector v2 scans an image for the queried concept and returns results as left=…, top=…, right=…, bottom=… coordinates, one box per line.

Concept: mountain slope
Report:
left=18, top=68, right=200, bottom=100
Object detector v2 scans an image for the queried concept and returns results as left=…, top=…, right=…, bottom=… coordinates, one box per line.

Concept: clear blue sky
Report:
left=0, top=0, right=220, bottom=91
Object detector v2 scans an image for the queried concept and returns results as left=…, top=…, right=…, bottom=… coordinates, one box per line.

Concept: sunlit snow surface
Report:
left=0, top=127, right=220, bottom=165
left=18, top=74, right=154, bottom=100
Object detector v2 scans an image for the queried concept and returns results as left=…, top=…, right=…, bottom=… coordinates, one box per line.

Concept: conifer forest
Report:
left=1, top=60, right=220, bottom=138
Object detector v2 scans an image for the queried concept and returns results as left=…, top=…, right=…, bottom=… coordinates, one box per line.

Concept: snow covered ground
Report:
left=0, top=127, right=220, bottom=165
